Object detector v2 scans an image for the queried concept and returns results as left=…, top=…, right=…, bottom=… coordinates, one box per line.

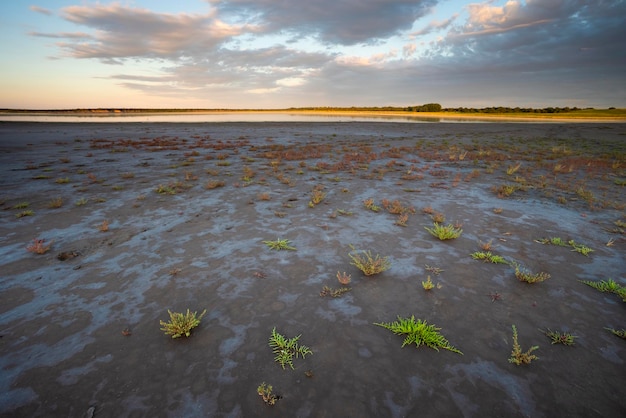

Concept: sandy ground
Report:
left=0, top=121, right=625, bottom=417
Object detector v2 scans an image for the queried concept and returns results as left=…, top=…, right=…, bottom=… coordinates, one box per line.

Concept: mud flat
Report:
left=1, top=121, right=625, bottom=417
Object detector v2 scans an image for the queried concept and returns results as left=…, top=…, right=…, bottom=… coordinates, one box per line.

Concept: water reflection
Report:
left=0, top=112, right=485, bottom=123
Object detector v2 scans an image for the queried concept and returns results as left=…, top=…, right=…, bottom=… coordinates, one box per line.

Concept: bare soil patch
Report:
left=1, top=122, right=625, bottom=417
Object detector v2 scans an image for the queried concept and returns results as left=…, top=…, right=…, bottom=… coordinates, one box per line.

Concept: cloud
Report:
left=27, top=0, right=626, bottom=107
left=53, top=3, right=254, bottom=62
left=29, top=31, right=93, bottom=39
left=29, top=5, right=53, bottom=16
left=410, top=14, right=458, bottom=37
left=211, top=0, right=440, bottom=45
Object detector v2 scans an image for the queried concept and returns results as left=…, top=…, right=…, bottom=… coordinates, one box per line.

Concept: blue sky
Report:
left=1, top=0, right=624, bottom=109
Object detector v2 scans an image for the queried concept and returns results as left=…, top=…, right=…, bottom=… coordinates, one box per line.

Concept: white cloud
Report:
left=276, top=77, right=307, bottom=87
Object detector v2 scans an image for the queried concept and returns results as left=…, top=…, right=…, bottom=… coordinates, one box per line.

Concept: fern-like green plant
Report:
left=509, top=325, right=539, bottom=365
left=374, top=315, right=462, bottom=354
left=268, top=327, right=312, bottom=369
left=424, top=222, right=463, bottom=240
left=160, top=309, right=207, bottom=338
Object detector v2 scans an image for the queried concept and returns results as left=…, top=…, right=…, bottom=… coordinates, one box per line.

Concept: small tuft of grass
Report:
left=568, top=240, right=594, bottom=256
left=205, top=180, right=225, bottom=189
left=47, top=197, right=63, bottom=208
left=15, top=210, right=34, bottom=218
left=320, top=285, right=351, bottom=297
left=159, top=309, right=206, bottom=338
left=363, top=198, right=380, bottom=212
left=421, top=275, right=441, bottom=290
left=509, top=325, right=539, bottom=365
left=471, top=251, right=508, bottom=264
left=512, top=262, right=550, bottom=283
left=540, top=328, right=577, bottom=346
left=263, top=238, right=296, bottom=251
left=257, top=382, right=280, bottom=406
left=336, top=271, right=351, bottom=285
left=425, top=222, right=463, bottom=240
left=348, top=245, right=391, bottom=276
left=75, top=198, right=88, bottom=206
left=308, top=188, right=326, bottom=207
left=605, top=328, right=626, bottom=339
left=13, top=202, right=29, bottom=209
left=534, top=236, right=568, bottom=246
left=26, top=238, right=53, bottom=254
left=580, top=278, right=625, bottom=301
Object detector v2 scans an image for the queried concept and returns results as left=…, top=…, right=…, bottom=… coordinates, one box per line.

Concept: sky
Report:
left=0, top=0, right=625, bottom=109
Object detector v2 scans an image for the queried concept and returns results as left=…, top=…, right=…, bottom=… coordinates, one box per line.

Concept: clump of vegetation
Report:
left=99, top=220, right=109, bottom=232
left=268, top=327, right=313, bottom=370
left=15, top=210, right=35, bottom=218
left=75, top=198, right=88, bottom=206
left=205, top=180, right=225, bottom=189
left=535, top=237, right=594, bottom=256
left=568, top=240, right=594, bottom=256
left=534, top=236, right=568, bottom=246
left=425, top=265, right=444, bottom=275
left=605, top=328, right=626, bottom=339
left=47, top=197, right=63, bottom=208
left=421, top=275, right=441, bottom=290
left=308, top=187, right=326, bottom=207
left=26, top=238, right=53, bottom=254
left=493, top=184, right=518, bottom=198
left=155, top=184, right=176, bottom=195
left=159, top=309, right=207, bottom=338
left=541, top=328, right=577, bottom=345
left=13, top=202, right=29, bottom=209
left=580, top=278, right=625, bottom=302
left=394, top=213, right=409, bottom=227
left=509, top=325, right=539, bottom=365
left=424, top=222, right=463, bottom=240
left=471, top=251, right=508, bottom=264
left=512, top=262, right=550, bottom=283
left=257, top=382, right=280, bottom=405
left=363, top=198, right=380, bottom=212
left=263, top=238, right=296, bottom=251
left=430, top=212, right=445, bottom=223
left=336, top=271, right=351, bottom=285
left=320, top=285, right=351, bottom=297
left=348, top=245, right=391, bottom=276
left=374, top=315, right=462, bottom=354
left=382, top=199, right=414, bottom=215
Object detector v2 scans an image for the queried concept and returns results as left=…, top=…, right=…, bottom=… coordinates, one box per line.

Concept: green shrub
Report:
left=160, top=309, right=207, bottom=338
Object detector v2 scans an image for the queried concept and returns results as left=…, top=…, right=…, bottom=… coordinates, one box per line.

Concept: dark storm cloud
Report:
left=210, top=0, right=440, bottom=44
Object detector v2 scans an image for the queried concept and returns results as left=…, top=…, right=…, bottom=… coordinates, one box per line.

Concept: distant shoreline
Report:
left=1, top=108, right=625, bottom=123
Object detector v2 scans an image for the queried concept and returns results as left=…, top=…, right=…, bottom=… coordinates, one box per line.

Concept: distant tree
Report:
left=411, top=103, right=442, bottom=112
